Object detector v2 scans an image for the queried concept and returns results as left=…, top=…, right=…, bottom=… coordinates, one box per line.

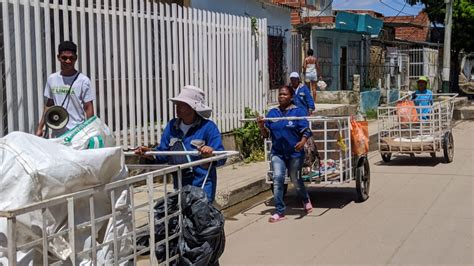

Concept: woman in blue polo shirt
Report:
left=257, top=85, right=313, bottom=223
left=135, top=85, right=225, bottom=203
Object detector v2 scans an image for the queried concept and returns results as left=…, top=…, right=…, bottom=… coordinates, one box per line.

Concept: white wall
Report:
left=191, top=0, right=294, bottom=75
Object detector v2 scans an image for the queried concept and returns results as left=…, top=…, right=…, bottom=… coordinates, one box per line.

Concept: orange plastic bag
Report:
left=350, top=118, right=369, bottom=156
left=396, top=100, right=419, bottom=123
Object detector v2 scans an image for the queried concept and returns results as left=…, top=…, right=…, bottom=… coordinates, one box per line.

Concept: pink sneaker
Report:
left=303, top=201, right=313, bottom=213
left=268, top=213, right=286, bottom=223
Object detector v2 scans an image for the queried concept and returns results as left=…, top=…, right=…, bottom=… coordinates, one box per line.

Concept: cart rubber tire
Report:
left=355, top=157, right=370, bottom=202
left=430, top=152, right=436, bottom=158
left=270, top=184, right=288, bottom=198
left=381, top=153, right=391, bottom=163
left=442, top=131, right=454, bottom=163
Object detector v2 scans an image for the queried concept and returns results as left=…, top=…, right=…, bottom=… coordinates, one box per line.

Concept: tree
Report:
left=405, top=0, right=474, bottom=91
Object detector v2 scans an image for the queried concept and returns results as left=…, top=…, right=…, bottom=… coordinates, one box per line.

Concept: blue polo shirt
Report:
left=153, top=117, right=225, bottom=202
left=265, top=105, right=312, bottom=160
left=292, top=83, right=315, bottom=114
left=412, top=89, right=433, bottom=120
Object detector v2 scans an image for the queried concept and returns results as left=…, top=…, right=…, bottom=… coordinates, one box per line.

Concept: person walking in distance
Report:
left=303, top=49, right=322, bottom=101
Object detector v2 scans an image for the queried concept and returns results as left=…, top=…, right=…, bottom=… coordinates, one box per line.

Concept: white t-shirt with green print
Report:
left=44, top=71, right=95, bottom=130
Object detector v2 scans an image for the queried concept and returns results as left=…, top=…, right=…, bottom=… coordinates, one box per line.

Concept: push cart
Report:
left=377, top=93, right=458, bottom=163
left=0, top=150, right=238, bottom=265
left=262, top=116, right=371, bottom=202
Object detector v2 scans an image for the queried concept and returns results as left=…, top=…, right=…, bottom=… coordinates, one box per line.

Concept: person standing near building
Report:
left=303, top=49, right=321, bottom=101
left=289, top=72, right=315, bottom=115
left=36, top=41, right=95, bottom=137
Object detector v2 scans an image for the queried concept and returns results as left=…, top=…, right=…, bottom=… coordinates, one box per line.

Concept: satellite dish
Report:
left=45, top=106, right=69, bottom=130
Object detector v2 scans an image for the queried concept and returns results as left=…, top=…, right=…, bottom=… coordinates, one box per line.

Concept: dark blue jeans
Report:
left=271, top=155, right=310, bottom=215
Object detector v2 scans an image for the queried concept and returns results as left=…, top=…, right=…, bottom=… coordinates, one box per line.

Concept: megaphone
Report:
left=45, top=106, right=69, bottom=130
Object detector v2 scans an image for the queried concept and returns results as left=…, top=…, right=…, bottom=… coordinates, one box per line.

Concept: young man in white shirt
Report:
left=36, top=41, right=95, bottom=137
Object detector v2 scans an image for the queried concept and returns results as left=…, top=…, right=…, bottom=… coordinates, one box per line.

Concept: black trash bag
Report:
left=179, top=185, right=226, bottom=266
left=135, top=185, right=225, bottom=265
left=178, top=241, right=212, bottom=266
left=136, top=193, right=180, bottom=263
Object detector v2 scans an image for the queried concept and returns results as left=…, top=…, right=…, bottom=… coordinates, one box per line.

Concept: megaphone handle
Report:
left=43, top=126, right=48, bottom=139
left=42, top=125, right=49, bottom=139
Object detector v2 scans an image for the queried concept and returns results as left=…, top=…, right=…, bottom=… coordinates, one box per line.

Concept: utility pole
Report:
left=442, top=0, right=453, bottom=93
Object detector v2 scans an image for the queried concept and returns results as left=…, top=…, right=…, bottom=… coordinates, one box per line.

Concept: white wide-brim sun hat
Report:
left=169, top=85, right=212, bottom=119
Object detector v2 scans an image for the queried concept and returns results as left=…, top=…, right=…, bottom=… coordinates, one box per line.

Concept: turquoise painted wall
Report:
left=311, top=30, right=365, bottom=91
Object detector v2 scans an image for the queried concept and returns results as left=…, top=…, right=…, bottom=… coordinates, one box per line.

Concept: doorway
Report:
left=340, top=46, right=347, bottom=90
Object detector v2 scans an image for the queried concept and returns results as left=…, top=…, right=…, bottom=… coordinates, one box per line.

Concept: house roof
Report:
left=372, top=38, right=443, bottom=48
left=261, top=0, right=298, bottom=10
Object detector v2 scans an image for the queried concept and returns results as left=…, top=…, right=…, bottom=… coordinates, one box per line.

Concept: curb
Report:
left=215, top=177, right=269, bottom=211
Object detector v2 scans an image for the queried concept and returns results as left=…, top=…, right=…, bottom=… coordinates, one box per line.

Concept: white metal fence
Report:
left=403, top=47, right=439, bottom=91
left=0, top=0, right=268, bottom=147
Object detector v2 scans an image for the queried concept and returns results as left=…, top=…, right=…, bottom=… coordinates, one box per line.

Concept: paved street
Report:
left=221, top=121, right=474, bottom=265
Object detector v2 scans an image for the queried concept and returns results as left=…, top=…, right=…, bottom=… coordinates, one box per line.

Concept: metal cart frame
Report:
left=377, top=93, right=458, bottom=163
left=264, top=116, right=370, bottom=202
left=0, top=151, right=238, bottom=265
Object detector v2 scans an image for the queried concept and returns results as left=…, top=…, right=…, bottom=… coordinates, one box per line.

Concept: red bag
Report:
left=350, top=118, right=369, bottom=156
left=396, top=100, right=419, bottom=123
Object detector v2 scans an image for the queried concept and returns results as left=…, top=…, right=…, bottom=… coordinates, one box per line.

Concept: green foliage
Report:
left=405, top=0, right=474, bottom=52
left=365, top=109, right=378, bottom=120
left=234, top=108, right=265, bottom=163
left=251, top=17, right=259, bottom=35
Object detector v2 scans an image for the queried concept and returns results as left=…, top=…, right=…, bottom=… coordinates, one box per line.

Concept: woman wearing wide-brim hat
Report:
left=135, top=85, right=225, bottom=203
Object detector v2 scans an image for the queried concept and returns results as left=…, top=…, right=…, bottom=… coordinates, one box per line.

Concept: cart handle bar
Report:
left=240, top=116, right=351, bottom=122
left=123, top=150, right=237, bottom=156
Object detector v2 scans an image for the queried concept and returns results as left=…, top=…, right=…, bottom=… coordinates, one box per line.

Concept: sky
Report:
left=332, top=0, right=425, bottom=17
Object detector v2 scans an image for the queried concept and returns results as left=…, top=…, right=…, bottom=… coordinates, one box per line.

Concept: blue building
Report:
left=311, top=11, right=383, bottom=91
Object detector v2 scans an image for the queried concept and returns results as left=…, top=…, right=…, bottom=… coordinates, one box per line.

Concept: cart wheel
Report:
left=270, top=184, right=288, bottom=198
left=442, top=131, right=454, bottom=163
left=355, top=157, right=370, bottom=202
left=430, top=152, right=437, bottom=158
left=381, top=153, right=391, bottom=163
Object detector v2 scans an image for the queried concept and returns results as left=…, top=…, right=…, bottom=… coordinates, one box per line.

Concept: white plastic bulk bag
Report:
left=51, top=115, right=116, bottom=150
left=0, top=132, right=125, bottom=264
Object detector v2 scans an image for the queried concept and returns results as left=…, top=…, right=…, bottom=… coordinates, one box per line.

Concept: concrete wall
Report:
left=191, top=0, right=293, bottom=75
left=311, top=30, right=367, bottom=91
left=316, top=90, right=358, bottom=104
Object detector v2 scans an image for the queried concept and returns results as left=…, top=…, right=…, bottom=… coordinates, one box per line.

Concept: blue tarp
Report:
left=360, top=89, right=381, bottom=113
left=388, top=89, right=400, bottom=103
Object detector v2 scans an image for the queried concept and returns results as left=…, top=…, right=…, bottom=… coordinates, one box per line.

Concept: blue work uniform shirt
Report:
left=412, top=89, right=433, bottom=120
left=153, top=117, right=225, bottom=202
left=265, top=105, right=312, bottom=160
left=292, top=83, right=315, bottom=115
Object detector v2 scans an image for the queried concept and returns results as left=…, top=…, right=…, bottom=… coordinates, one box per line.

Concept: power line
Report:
left=385, top=0, right=408, bottom=22
left=379, top=0, right=417, bottom=16
left=317, top=0, right=334, bottom=17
